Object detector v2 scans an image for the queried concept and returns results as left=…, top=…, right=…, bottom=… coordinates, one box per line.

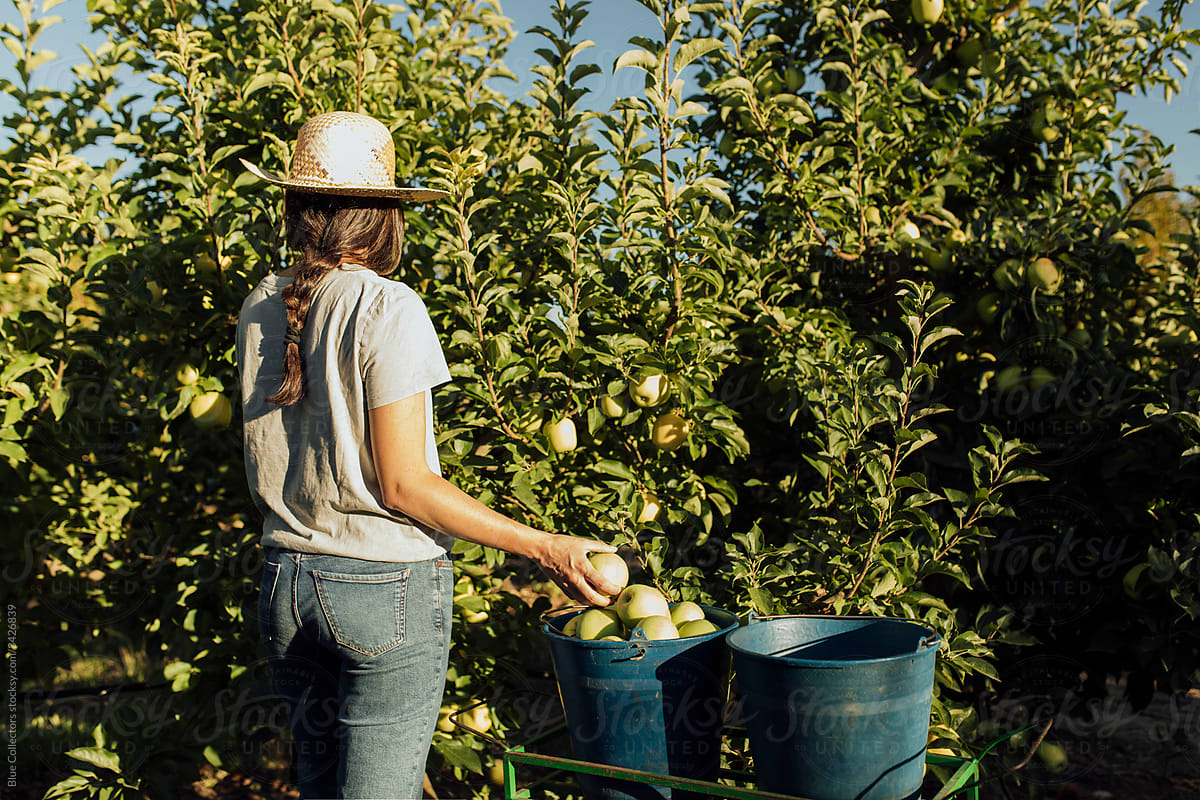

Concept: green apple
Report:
left=629, top=372, right=670, bottom=407
left=993, top=365, right=1024, bottom=394
left=678, top=619, right=720, bottom=638
left=1030, top=367, right=1057, bottom=390
left=562, top=615, right=581, bottom=637
left=1036, top=741, right=1068, bottom=773
left=976, top=293, right=1002, bottom=325
left=922, top=245, right=952, bottom=272
left=1028, top=257, right=1062, bottom=293
left=577, top=608, right=622, bottom=640
left=466, top=703, right=492, bottom=734
left=544, top=417, right=577, bottom=453
left=785, top=65, right=804, bottom=92
left=1030, top=107, right=1060, bottom=143
left=634, top=615, right=679, bottom=641
left=488, top=760, right=506, bottom=787
left=669, top=601, right=705, bottom=626
left=932, top=72, right=959, bottom=95
left=898, top=220, right=921, bottom=241
left=992, top=259, right=1023, bottom=290
left=190, top=391, right=232, bottom=429
left=174, top=362, right=200, bottom=386
left=911, top=0, right=943, bottom=25
left=956, top=38, right=984, bottom=69
left=636, top=493, right=662, bottom=525
left=651, top=412, right=691, bottom=452
left=589, top=552, right=629, bottom=596
left=600, top=394, right=625, bottom=418
left=437, top=702, right=459, bottom=733
left=614, top=584, right=670, bottom=627
left=863, top=206, right=882, bottom=226
left=943, top=229, right=968, bottom=249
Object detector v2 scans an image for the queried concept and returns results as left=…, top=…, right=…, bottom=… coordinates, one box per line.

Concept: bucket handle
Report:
left=539, top=605, right=589, bottom=629
left=620, top=627, right=651, bottom=661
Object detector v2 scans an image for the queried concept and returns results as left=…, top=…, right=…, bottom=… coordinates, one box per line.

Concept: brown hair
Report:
left=268, top=190, right=407, bottom=406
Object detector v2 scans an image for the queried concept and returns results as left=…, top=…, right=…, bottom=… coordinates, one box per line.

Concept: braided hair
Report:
left=268, top=190, right=407, bottom=406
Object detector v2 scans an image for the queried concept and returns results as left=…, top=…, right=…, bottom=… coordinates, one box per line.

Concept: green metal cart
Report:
left=451, top=699, right=986, bottom=800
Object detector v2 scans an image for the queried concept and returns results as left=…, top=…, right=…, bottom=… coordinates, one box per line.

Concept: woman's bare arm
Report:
left=369, top=391, right=622, bottom=606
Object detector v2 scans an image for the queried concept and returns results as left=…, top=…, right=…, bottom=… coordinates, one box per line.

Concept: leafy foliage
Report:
left=2, top=0, right=1198, bottom=796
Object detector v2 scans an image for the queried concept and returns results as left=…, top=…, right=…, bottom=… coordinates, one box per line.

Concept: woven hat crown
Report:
left=290, top=112, right=394, bottom=190
left=239, top=111, right=449, bottom=201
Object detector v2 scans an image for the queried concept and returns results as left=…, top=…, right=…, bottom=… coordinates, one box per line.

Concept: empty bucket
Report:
left=543, top=605, right=738, bottom=800
left=727, top=615, right=940, bottom=800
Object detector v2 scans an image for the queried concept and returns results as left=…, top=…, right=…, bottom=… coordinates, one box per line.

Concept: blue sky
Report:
left=2, top=0, right=1198, bottom=184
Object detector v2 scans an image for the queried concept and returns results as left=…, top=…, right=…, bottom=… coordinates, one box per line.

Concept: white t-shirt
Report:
left=236, top=265, right=453, bottom=562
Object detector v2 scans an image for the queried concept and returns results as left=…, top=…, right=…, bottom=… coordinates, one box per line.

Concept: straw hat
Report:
left=239, top=111, right=449, bottom=201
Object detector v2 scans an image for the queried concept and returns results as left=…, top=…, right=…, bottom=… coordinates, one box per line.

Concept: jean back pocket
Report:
left=312, top=568, right=408, bottom=657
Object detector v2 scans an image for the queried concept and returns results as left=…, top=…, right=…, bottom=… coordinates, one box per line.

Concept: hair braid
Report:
left=267, top=190, right=407, bottom=407
left=266, top=253, right=337, bottom=406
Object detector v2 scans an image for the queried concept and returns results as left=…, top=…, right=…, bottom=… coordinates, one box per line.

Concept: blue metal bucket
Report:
left=727, top=615, right=940, bottom=800
left=542, top=605, right=739, bottom=800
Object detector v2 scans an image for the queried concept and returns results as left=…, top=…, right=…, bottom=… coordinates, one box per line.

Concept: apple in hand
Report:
left=589, top=552, right=629, bottom=596
left=614, top=584, right=670, bottom=627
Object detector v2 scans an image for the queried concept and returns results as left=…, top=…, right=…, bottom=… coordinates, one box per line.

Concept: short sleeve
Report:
left=360, top=284, right=451, bottom=409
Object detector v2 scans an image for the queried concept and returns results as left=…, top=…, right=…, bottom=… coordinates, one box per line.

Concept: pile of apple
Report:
left=557, top=552, right=721, bottom=642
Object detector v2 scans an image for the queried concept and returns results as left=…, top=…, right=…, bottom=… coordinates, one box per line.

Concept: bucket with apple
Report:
left=542, top=557, right=738, bottom=800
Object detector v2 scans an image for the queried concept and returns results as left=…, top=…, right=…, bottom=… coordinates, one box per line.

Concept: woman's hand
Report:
left=532, top=534, right=624, bottom=607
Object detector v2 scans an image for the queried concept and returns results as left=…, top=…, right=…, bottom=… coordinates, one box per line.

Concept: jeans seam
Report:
left=290, top=551, right=302, bottom=632
left=261, top=561, right=280, bottom=642
left=433, top=561, right=442, bottom=635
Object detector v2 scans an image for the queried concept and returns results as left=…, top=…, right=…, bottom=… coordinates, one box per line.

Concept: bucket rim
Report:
left=726, top=614, right=941, bottom=667
left=541, top=603, right=739, bottom=647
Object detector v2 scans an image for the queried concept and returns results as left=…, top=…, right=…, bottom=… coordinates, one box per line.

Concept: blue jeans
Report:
left=259, top=548, right=453, bottom=799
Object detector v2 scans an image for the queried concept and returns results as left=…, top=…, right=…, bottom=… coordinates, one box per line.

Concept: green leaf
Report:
left=436, top=738, right=483, bottom=773
left=65, top=746, right=120, bottom=772
left=43, top=774, right=94, bottom=798
left=592, top=459, right=636, bottom=481
left=614, top=48, right=657, bottom=74
left=673, top=37, right=723, bottom=73
left=960, top=656, right=1000, bottom=681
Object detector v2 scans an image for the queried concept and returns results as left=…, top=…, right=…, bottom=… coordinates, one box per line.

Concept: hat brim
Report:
left=239, top=159, right=450, bottom=202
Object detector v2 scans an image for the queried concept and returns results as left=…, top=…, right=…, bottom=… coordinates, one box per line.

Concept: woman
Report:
left=235, top=112, right=620, bottom=799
